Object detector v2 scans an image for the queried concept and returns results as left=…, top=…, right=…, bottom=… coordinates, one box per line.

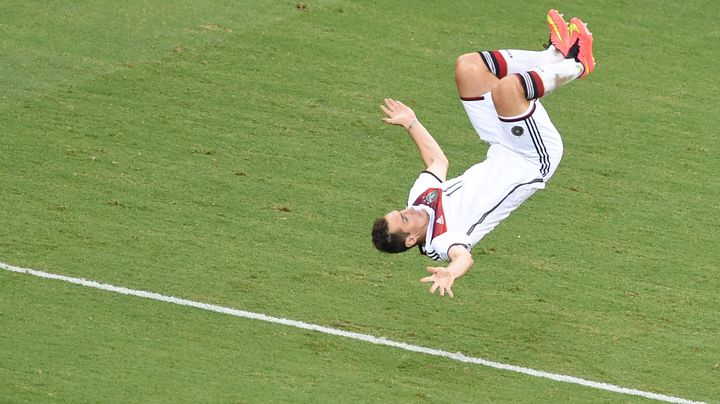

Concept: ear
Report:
left=404, top=234, right=417, bottom=248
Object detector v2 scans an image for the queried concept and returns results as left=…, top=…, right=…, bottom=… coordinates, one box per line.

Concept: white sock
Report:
left=479, top=47, right=565, bottom=78
left=530, top=59, right=584, bottom=95
left=515, top=59, right=584, bottom=99
left=499, top=47, right=565, bottom=74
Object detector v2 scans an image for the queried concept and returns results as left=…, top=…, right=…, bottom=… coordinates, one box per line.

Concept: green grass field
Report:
left=1, top=1, right=718, bottom=402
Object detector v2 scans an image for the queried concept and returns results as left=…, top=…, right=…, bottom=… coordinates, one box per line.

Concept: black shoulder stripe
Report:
left=421, top=170, right=442, bottom=183
left=446, top=244, right=470, bottom=261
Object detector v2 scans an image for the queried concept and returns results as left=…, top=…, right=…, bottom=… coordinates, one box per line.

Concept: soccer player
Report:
left=371, top=10, right=595, bottom=298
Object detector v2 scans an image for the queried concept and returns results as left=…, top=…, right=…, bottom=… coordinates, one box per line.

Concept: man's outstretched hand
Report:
left=420, top=267, right=455, bottom=298
left=380, top=98, right=417, bottom=129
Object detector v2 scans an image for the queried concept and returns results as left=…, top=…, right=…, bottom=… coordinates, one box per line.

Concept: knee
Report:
left=455, top=52, right=486, bottom=76
left=492, top=75, right=522, bottom=98
left=491, top=75, right=528, bottom=116
left=455, top=52, right=497, bottom=98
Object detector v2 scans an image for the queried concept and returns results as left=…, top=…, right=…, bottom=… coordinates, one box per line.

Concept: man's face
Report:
left=385, top=207, right=429, bottom=247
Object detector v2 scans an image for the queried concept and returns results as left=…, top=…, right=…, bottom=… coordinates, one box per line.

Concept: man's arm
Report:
left=420, top=245, right=474, bottom=298
left=381, top=98, right=449, bottom=181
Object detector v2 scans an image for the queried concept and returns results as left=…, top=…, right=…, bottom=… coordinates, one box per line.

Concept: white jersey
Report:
left=407, top=92, right=564, bottom=262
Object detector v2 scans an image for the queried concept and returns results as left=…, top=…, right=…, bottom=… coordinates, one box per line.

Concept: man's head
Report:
left=371, top=207, right=429, bottom=253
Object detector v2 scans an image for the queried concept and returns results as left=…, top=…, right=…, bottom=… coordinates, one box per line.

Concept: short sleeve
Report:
left=430, top=232, right=471, bottom=261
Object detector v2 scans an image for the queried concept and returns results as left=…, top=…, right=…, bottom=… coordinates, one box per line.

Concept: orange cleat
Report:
left=546, top=9, right=571, bottom=57
left=568, top=17, right=595, bottom=77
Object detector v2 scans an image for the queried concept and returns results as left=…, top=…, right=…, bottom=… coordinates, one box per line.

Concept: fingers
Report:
left=381, top=99, right=401, bottom=121
left=420, top=268, right=438, bottom=283
left=420, top=267, right=454, bottom=298
left=382, top=98, right=392, bottom=111
left=435, top=285, right=454, bottom=298
left=382, top=98, right=404, bottom=113
left=384, top=98, right=399, bottom=109
left=420, top=276, right=444, bottom=297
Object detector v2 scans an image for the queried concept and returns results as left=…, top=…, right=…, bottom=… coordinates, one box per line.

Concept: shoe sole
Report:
left=546, top=10, right=570, bottom=56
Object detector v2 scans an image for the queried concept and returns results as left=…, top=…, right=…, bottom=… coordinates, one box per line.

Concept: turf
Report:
left=1, top=0, right=718, bottom=402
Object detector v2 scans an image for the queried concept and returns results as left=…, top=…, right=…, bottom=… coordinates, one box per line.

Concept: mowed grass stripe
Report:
left=1, top=261, right=705, bottom=404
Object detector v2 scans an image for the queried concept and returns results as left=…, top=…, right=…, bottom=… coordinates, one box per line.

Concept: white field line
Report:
left=0, top=261, right=705, bottom=404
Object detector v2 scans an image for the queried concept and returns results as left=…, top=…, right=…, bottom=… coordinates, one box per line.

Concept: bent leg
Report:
left=455, top=52, right=498, bottom=99
left=490, top=76, right=529, bottom=117
left=492, top=58, right=583, bottom=116
left=457, top=48, right=579, bottom=148
left=490, top=74, right=566, bottom=180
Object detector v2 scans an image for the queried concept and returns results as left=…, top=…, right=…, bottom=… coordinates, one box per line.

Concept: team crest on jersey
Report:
left=511, top=126, right=524, bottom=137
left=412, top=187, right=447, bottom=244
left=424, top=189, right=438, bottom=204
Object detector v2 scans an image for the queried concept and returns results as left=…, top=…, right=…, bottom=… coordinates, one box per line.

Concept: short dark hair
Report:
left=371, top=217, right=412, bottom=253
